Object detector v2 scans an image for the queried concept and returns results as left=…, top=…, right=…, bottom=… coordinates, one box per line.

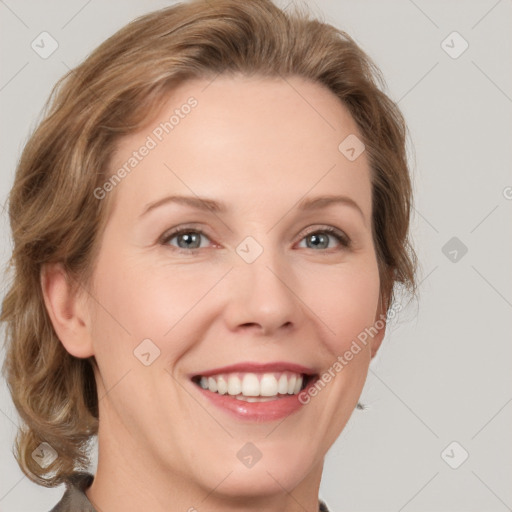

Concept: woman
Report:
left=1, top=0, right=417, bottom=510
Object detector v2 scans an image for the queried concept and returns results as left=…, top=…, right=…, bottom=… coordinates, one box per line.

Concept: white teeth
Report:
left=216, top=375, right=228, bottom=395
left=277, top=374, right=288, bottom=394
left=260, top=374, right=278, bottom=396
left=227, top=375, right=242, bottom=395
left=207, top=377, right=218, bottom=393
left=196, top=371, right=305, bottom=397
left=241, top=373, right=260, bottom=396
left=287, top=374, right=297, bottom=394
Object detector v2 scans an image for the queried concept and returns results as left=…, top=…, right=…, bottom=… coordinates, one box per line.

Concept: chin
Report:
left=201, top=444, right=320, bottom=498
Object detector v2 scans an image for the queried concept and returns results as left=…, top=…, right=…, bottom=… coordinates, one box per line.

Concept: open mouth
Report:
left=191, top=371, right=318, bottom=402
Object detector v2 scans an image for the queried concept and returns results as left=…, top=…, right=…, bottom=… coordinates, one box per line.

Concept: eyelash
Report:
left=160, top=225, right=351, bottom=254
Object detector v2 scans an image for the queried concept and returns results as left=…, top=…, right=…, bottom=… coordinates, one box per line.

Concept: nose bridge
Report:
left=228, top=235, right=300, bottom=333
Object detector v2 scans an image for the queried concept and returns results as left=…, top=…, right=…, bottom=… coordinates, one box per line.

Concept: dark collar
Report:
left=49, top=472, right=96, bottom=511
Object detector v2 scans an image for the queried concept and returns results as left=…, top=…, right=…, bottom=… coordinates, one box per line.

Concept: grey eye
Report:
left=164, top=230, right=209, bottom=250
left=305, top=232, right=330, bottom=249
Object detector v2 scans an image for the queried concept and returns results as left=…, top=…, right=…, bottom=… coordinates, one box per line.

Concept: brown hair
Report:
left=1, top=0, right=417, bottom=487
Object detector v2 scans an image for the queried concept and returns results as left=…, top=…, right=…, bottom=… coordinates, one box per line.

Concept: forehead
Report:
left=106, top=74, right=372, bottom=222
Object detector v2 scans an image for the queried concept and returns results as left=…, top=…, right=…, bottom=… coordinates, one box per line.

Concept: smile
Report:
left=192, top=371, right=311, bottom=401
left=189, top=362, right=319, bottom=420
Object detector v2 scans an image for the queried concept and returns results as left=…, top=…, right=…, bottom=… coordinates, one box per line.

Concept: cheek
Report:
left=303, top=256, right=381, bottom=353
left=89, top=251, right=222, bottom=361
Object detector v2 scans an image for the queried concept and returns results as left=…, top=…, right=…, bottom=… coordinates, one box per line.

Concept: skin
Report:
left=42, top=74, right=387, bottom=512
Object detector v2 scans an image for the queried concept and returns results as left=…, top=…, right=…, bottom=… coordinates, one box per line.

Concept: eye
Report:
left=161, top=227, right=211, bottom=251
left=160, top=225, right=351, bottom=253
left=297, top=226, right=351, bottom=250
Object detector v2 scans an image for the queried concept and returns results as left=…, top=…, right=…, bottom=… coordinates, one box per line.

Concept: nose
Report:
left=222, top=247, right=302, bottom=336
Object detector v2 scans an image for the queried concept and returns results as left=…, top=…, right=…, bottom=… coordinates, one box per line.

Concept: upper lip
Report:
left=190, top=361, right=317, bottom=378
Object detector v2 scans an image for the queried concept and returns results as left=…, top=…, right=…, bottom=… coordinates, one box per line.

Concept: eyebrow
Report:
left=139, top=194, right=365, bottom=220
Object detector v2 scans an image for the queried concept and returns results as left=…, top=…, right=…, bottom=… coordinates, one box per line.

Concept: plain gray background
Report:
left=1, top=0, right=511, bottom=511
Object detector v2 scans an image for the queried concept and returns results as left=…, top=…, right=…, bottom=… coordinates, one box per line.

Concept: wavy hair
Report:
left=1, top=0, right=417, bottom=487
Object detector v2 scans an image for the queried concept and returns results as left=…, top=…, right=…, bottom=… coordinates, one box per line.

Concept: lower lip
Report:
left=193, top=378, right=317, bottom=422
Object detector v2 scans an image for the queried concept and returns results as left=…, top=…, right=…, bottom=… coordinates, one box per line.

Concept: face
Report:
left=84, top=75, right=384, bottom=499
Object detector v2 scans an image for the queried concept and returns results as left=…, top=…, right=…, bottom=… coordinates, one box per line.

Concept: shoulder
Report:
left=48, top=472, right=96, bottom=512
